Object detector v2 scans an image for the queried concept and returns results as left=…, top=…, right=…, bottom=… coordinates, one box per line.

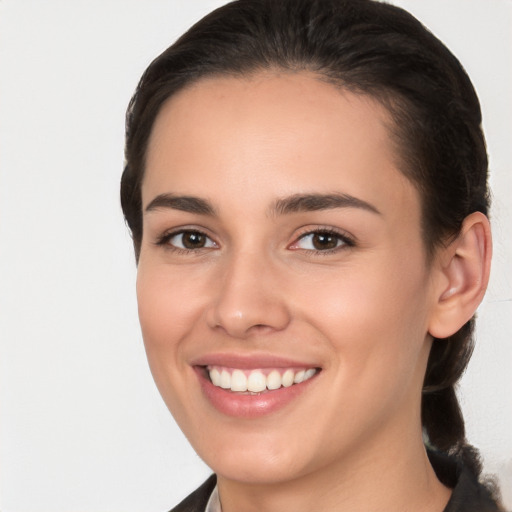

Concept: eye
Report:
left=290, top=229, right=354, bottom=252
left=159, top=230, right=217, bottom=250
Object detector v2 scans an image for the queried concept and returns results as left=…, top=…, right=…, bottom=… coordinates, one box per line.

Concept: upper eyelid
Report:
left=293, top=226, right=355, bottom=242
left=153, top=225, right=355, bottom=248
left=158, top=225, right=215, bottom=238
left=156, top=227, right=217, bottom=246
left=286, top=228, right=356, bottom=256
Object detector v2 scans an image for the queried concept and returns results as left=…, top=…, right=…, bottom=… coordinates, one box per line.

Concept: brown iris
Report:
left=311, top=232, right=339, bottom=250
left=181, top=231, right=207, bottom=249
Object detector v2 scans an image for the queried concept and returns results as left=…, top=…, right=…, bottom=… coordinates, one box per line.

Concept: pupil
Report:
left=312, top=233, right=337, bottom=250
left=183, top=232, right=205, bottom=249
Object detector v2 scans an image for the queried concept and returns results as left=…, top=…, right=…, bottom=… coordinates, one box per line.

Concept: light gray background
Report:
left=0, top=1, right=510, bottom=511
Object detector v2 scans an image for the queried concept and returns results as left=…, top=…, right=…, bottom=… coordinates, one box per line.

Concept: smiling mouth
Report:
left=206, top=366, right=319, bottom=394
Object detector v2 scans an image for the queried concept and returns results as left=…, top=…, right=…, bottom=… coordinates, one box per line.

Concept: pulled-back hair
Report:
left=121, top=0, right=489, bottom=476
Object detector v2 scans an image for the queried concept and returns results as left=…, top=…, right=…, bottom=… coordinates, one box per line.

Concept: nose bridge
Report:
left=207, top=244, right=290, bottom=338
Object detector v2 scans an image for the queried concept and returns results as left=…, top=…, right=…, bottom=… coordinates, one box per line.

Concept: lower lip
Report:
left=195, top=367, right=319, bottom=418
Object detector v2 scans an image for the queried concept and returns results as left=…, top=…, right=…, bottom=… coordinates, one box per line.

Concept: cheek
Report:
left=304, top=260, right=428, bottom=329
left=300, top=269, right=430, bottom=442
left=135, top=263, right=207, bottom=393
left=299, top=257, right=431, bottom=384
left=136, top=263, right=206, bottom=342
left=135, top=264, right=209, bottom=424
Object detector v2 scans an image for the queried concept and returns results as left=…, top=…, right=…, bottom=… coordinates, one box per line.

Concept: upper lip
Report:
left=190, top=352, right=320, bottom=370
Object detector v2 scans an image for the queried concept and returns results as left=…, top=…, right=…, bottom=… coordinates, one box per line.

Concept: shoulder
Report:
left=169, top=475, right=217, bottom=512
left=429, top=451, right=505, bottom=512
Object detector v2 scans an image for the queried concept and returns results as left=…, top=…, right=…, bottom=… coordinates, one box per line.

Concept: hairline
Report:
left=134, top=66, right=441, bottom=264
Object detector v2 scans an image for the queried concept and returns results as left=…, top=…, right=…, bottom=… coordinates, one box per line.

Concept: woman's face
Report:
left=137, top=72, right=439, bottom=484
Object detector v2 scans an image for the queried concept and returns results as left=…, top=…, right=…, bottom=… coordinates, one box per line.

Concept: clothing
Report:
left=204, top=485, right=220, bottom=512
left=169, top=452, right=502, bottom=512
left=170, top=475, right=216, bottom=512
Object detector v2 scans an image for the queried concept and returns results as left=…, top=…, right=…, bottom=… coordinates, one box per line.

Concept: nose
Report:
left=206, top=250, right=291, bottom=339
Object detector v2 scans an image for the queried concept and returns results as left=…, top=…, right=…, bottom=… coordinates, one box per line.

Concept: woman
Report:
left=121, top=0, right=503, bottom=510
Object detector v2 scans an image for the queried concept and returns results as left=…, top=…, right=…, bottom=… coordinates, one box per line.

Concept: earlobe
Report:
left=428, top=212, right=492, bottom=339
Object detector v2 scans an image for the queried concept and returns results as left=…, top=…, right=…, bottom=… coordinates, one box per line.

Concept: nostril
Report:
left=248, top=323, right=279, bottom=335
left=205, top=283, right=292, bottom=337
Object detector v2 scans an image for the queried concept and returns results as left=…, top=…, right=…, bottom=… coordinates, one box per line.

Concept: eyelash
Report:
left=155, top=227, right=355, bottom=255
left=290, top=228, right=355, bottom=255
left=155, top=229, right=217, bottom=254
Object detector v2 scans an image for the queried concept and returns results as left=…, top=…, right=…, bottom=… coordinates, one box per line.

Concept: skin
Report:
left=137, top=72, right=456, bottom=512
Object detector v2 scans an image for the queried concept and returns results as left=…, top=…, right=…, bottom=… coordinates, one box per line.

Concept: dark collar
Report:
left=170, top=454, right=502, bottom=512
left=169, top=474, right=217, bottom=512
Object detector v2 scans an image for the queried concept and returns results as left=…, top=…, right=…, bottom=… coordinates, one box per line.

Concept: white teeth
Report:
left=294, top=369, right=305, bottom=384
left=210, top=368, right=221, bottom=386
left=266, top=370, right=282, bottom=390
left=208, top=366, right=318, bottom=392
left=231, top=369, right=247, bottom=392
left=304, top=368, right=316, bottom=380
left=220, top=369, right=231, bottom=389
left=282, top=369, right=295, bottom=387
left=247, top=371, right=266, bottom=392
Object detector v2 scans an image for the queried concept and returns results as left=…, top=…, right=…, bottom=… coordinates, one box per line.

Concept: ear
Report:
left=428, top=212, right=492, bottom=339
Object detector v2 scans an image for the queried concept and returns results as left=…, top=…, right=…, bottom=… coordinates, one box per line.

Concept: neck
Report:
left=217, top=424, right=451, bottom=512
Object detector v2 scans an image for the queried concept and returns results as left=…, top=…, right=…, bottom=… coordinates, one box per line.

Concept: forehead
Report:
left=147, top=71, right=394, bottom=168
left=143, top=71, right=418, bottom=220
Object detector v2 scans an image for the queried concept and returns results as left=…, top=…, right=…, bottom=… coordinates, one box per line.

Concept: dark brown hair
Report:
left=122, top=0, right=490, bottom=477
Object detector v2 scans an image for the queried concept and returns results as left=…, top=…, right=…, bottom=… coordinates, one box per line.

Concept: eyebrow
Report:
left=144, top=192, right=380, bottom=217
left=145, top=193, right=216, bottom=215
left=270, top=193, right=381, bottom=216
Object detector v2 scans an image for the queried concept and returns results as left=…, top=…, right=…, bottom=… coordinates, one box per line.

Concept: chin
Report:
left=210, top=450, right=308, bottom=485
left=186, top=421, right=323, bottom=484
